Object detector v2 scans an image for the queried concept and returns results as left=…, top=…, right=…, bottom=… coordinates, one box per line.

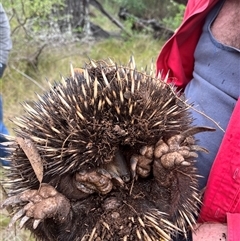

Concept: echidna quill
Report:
left=1, top=57, right=215, bottom=241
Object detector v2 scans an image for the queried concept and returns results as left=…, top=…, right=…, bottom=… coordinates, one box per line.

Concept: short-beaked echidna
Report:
left=1, top=57, right=214, bottom=241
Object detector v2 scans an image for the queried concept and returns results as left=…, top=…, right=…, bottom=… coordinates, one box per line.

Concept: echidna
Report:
left=1, top=57, right=214, bottom=241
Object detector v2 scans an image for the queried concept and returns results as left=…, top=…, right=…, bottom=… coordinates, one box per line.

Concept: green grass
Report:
left=0, top=34, right=163, bottom=240
left=0, top=167, right=35, bottom=241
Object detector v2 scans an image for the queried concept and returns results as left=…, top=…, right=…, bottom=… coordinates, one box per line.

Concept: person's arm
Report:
left=194, top=99, right=240, bottom=241
left=193, top=213, right=240, bottom=241
left=0, top=3, right=12, bottom=78
left=193, top=223, right=227, bottom=240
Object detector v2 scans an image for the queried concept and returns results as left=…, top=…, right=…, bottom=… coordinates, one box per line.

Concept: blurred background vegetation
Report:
left=0, top=0, right=185, bottom=240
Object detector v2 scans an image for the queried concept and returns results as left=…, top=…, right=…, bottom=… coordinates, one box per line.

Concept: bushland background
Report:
left=0, top=0, right=185, bottom=240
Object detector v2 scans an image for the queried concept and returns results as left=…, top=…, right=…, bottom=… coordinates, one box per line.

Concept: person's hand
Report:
left=192, top=223, right=227, bottom=240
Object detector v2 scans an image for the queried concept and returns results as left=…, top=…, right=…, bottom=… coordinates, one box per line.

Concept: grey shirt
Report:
left=184, top=0, right=240, bottom=190
left=0, top=3, right=12, bottom=64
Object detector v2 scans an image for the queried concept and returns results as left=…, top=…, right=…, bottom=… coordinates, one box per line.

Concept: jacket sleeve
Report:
left=0, top=3, right=12, bottom=65
left=227, top=213, right=240, bottom=241
left=199, top=99, right=240, bottom=223
left=156, top=0, right=218, bottom=89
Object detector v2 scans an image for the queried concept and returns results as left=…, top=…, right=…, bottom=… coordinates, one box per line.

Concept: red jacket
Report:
left=156, top=0, right=240, bottom=238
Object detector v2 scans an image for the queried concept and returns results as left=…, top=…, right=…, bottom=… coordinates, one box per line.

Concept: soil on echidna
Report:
left=29, top=168, right=192, bottom=241
left=50, top=178, right=178, bottom=241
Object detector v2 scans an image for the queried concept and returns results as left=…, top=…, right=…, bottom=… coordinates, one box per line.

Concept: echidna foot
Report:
left=154, top=136, right=195, bottom=169
left=154, top=131, right=206, bottom=169
left=74, top=150, right=131, bottom=195
left=159, top=151, right=191, bottom=169
left=75, top=169, right=113, bottom=195
left=130, top=128, right=212, bottom=179
left=130, top=154, right=153, bottom=179
left=1, top=183, right=70, bottom=229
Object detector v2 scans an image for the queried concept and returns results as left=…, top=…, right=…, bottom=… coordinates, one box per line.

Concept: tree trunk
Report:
left=173, top=0, right=187, bottom=5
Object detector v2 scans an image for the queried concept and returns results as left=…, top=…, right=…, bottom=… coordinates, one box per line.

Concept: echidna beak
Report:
left=104, top=150, right=131, bottom=185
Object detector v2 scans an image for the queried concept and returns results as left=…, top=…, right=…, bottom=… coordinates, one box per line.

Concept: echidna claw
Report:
left=180, top=161, right=191, bottom=166
left=98, top=167, right=125, bottom=187
left=1, top=194, right=24, bottom=207
left=75, top=182, right=95, bottom=194
left=19, top=216, right=30, bottom=229
left=33, top=219, right=41, bottom=229
left=182, top=126, right=216, bottom=138
left=109, top=172, right=125, bottom=187
left=167, top=127, right=215, bottom=151
left=8, top=208, right=25, bottom=228
left=178, top=149, right=198, bottom=159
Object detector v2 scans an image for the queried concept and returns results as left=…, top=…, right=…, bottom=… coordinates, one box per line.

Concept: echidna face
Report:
left=2, top=58, right=214, bottom=241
